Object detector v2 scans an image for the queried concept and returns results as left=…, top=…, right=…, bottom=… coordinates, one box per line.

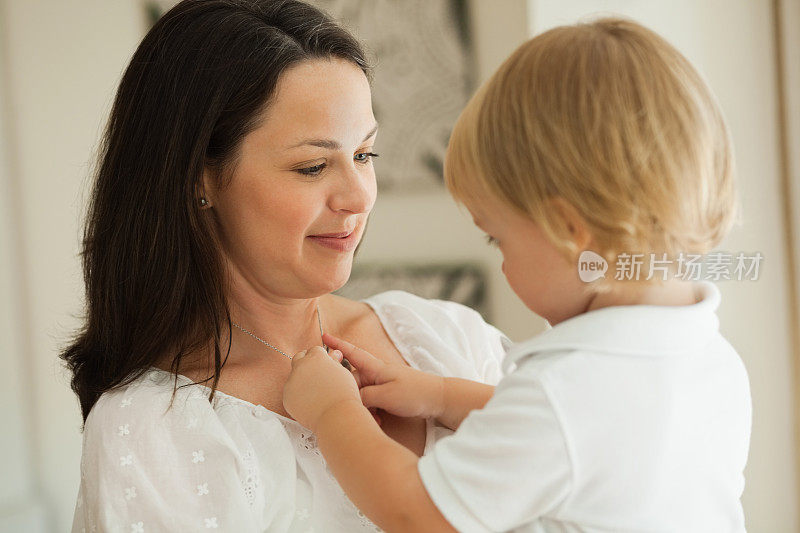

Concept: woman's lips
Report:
left=307, top=230, right=359, bottom=252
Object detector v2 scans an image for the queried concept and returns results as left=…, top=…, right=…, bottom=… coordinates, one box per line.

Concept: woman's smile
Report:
left=307, top=228, right=360, bottom=252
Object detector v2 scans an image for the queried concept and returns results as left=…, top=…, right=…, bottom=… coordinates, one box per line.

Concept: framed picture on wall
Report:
left=310, top=0, right=476, bottom=191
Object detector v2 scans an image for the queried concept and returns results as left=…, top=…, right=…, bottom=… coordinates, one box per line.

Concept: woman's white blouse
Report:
left=71, top=291, right=511, bottom=533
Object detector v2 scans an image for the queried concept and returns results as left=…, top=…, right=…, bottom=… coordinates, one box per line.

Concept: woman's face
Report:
left=205, top=58, right=378, bottom=300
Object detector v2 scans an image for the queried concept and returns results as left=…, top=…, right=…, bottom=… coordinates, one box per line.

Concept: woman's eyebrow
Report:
left=287, top=122, right=379, bottom=150
left=362, top=122, right=379, bottom=142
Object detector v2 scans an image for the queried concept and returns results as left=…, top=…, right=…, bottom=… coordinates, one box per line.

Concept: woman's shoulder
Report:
left=82, top=369, right=211, bottom=443
left=326, top=289, right=494, bottom=330
left=89, top=367, right=200, bottom=411
left=363, top=289, right=480, bottom=321
left=362, top=289, right=506, bottom=341
left=81, top=368, right=298, bottom=478
left=83, top=367, right=284, bottom=443
left=361, top=290, right=512, bottom=383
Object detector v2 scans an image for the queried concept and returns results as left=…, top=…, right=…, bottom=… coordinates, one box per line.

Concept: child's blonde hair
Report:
left=445, top=17, right=737, bottom=287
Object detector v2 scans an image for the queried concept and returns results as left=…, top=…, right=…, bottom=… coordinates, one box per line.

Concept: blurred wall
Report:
left=0, top=4, right=47, bottom=529
left=779, top=0, right=800, bottom=500
left=0, top=0, right=796, bottom=531
left=0, top=1, right=148, bottom=531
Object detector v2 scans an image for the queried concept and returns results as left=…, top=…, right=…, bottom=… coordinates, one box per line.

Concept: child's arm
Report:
left=323, top=333, right=495, bottom=431
left=316, top=399, right=457, bottom=532
left=283, top=345, right=458, bottom=532
left=286, top=343, right=571, bottom=532
left=438, top=377, right=495, bottom=430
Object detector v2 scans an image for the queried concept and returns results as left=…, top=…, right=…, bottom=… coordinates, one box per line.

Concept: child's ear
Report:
left=547, top=197, right=593, bottom=252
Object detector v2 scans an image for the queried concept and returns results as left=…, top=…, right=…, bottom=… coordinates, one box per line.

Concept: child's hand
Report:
left=322, top=333, right=445, bottom=419
left=283, top=346, right=364, bottom=433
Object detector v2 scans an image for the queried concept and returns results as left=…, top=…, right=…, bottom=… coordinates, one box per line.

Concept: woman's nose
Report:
left=330, top=166, right=375, bottom=214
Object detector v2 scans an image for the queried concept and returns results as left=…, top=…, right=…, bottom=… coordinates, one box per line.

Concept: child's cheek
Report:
left=504, top=262, right=540, bottom=312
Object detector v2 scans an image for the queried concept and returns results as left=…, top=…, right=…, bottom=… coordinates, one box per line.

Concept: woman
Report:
left=64, top=0, right=509, bottom=531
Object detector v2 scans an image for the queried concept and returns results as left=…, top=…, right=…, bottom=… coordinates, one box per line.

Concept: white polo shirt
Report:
left=417, top=281, right=752, bottom=532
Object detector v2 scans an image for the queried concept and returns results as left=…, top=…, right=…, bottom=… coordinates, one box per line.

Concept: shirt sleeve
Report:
left=72, top=384, right=280, bottom=533
left=429, top=298, right=512, bottom=385
left=417, top=369, right=573, bottom=533
left=365, top=290, right=511, bottom=385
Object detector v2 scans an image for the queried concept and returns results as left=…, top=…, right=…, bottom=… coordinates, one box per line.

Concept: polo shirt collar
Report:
left=502, top=281, right=722, bottom=373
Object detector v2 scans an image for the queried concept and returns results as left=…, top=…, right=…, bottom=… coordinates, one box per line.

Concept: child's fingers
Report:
left=348, top=363, right=363, bottom=388
left=323, top=333, right=360, bottom=355
left=291, top=346, right=328, bottom=368
left=322, top=333, right=384, bottom=381
left=359, top=385, right=382, bottom=409
left=359, top=385, right=413, bottom=417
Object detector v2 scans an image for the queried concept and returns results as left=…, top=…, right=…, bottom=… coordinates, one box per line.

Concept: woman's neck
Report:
left=227, top=288, right=331, bottom=364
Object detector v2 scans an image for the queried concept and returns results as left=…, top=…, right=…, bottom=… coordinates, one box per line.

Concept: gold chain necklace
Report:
left=231, top=305, right=327, bottom=360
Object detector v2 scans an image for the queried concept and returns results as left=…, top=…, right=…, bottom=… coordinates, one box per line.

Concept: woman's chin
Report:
left=315, top=263, right=354, bottom=294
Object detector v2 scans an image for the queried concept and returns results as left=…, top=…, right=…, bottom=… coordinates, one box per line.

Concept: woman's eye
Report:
left=485, top=235, right=499, bottom=247
left=296, top=163, right=326, bottom=176
left=354, top=152, right=380, bottom=163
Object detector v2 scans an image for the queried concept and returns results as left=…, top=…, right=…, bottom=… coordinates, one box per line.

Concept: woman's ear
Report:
left=198, top=167, right=215, bottom=209
left=548, top=197, right=593, bottom=252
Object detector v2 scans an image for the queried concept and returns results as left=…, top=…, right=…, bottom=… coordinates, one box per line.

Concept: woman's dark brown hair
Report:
left=60, top=0, right=371, bottom=427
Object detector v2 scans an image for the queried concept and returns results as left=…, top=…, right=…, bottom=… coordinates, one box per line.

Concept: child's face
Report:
left=465, top=194, right=590, bottom=326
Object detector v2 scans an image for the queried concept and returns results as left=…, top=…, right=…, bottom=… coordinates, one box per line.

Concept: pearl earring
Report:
left=199, top=198, right=208, bottom=207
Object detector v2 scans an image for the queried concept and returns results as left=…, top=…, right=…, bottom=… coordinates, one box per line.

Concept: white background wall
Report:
left=0, top=6, right=46, bottom=529
left=0, top=1, right=147, bottom=530
left=780, top=0, right=800, bottom=471
left=0, top=1, right=796, bottom=531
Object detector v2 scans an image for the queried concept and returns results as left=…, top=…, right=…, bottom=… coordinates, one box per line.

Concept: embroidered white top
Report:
left=417, top=281, right=752, bottom=533
left=70, top=290, right=510, bottom=533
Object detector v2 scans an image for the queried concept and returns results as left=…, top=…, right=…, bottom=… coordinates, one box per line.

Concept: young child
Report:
left=283, top=17, right=751, bottom=532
